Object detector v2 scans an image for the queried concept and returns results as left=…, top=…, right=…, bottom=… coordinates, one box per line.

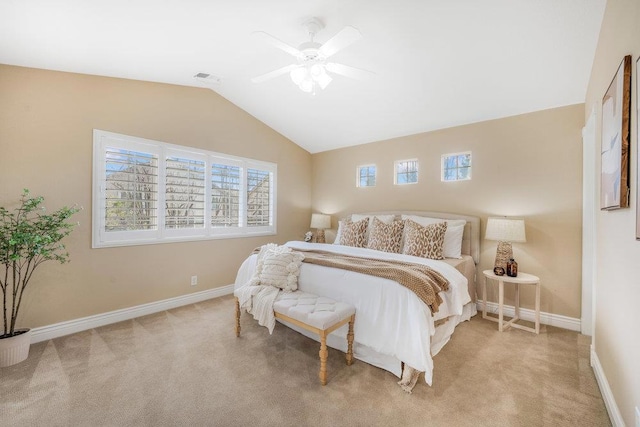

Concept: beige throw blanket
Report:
left=295, top=249, right=450, bottom=314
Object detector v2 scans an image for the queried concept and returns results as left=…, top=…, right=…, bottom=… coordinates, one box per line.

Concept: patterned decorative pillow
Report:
left=351, top=214, right=396, bottom=242
left=401, top=215, right=466, bottom=258
left=367, top=217, right=404, bottom=253
left=402, top=219, right=447, bottom=260
left=250, top=244, right=305, bottom=292
left=339, top=218, right=369, bottom=248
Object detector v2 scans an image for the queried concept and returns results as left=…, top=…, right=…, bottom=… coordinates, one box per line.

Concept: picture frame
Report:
left=601, top=55, right=631, bottom=210
left=636, top=56, right=640, bottom=239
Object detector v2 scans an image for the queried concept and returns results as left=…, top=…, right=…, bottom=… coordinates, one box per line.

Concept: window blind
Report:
left=211, top=163, right=241, bottom=227
left=165, top=156, right=206, bottom=229
left=246, top=168, right=271, bottom=227
left=104, top=148, right=158, bottom=231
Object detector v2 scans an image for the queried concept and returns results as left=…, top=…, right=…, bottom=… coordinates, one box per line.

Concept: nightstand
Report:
left=482, top=270, right=540, bottom=334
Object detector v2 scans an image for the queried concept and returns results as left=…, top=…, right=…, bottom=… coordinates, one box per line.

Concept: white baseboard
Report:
left=475, top=300, right=581, bottom=332
left=591, top=345, right=624, bottom=427
left=31, top=285, right=235, bottom=344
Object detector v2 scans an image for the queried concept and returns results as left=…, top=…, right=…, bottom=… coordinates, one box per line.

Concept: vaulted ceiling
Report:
left=0, top=0, right=605, bottom=153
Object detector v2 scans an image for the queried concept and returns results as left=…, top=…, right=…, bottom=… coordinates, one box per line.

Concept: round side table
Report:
left=482, top=269, right=540, bottom=334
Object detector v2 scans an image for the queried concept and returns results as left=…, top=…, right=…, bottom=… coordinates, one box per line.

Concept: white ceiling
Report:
left=0, top=0, right=605, bottom=153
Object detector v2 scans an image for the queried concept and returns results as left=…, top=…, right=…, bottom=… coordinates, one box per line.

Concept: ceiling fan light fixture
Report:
left=290, top=67, right=307, bottom=85
left=315, top=71, right=332, bottom=90
left=300, top=78, right=314, bottom=93
left=310, top=63, right=324, bottom=78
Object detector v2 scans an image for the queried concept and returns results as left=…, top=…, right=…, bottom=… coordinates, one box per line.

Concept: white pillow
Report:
left=401, top=215, right=466, bottom=259
left=334, top=220, right=344, bottom=245
left=440, top=224, right=464, bottom=258
left=250, top=244, right=304, bottom=292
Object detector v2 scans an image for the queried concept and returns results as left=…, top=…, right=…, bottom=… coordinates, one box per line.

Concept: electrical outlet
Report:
left=190, top=276, right=198, bottom=286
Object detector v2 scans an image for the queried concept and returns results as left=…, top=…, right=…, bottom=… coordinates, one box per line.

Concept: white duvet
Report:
left=233, top=241, right=472, bottom=385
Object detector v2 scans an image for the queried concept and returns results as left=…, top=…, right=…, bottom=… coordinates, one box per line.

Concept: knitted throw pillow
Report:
left=367, top=217, right=404, bottom=253
left=250, top=244, right=304, bottom=292
left=402, top=219, right=447, bottom=260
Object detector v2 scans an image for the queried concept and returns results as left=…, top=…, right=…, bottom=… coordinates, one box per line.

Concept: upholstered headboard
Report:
left=348, top=211, right=481, bottom=264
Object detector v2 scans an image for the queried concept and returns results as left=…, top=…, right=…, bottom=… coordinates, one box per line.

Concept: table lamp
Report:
left=485, top=217, right=526, bottom=271
left=310, top=213, right=331, bottom=243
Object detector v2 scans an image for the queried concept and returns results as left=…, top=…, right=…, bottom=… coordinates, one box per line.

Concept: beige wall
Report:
left=0, top=64, right=311, bottom=328
left=312, top=104, right=584, bottom=318
left=584, top=0, right=640, bottom=425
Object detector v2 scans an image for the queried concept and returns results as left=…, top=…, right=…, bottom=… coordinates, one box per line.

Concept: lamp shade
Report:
left=485, top=217, right=526, bottom=242
left=310, top=213, right=331, bottom=229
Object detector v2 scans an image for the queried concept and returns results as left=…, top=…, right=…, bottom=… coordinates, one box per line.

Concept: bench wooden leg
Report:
left=235, top=297, right=241, bottom=337
left=346, top=314, right=355, bottom=366
left=319, top=332, right=328, bottom=385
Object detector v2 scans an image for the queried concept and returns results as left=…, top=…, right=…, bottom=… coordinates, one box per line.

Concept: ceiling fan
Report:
left=251, top=17, right=374, bottom=94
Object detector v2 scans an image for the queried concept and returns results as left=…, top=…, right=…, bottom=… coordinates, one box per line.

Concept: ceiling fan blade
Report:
left=253, top=31, right=301, bottom=57
left=325, top=62, right=375, bottom=81
left=251, top=64, right=298, bottom=84
left=319, top=26, right=362, bottom=58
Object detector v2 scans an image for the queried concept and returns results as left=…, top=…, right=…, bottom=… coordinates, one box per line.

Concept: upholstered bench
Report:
left=235, top=291, right=355, bottom=385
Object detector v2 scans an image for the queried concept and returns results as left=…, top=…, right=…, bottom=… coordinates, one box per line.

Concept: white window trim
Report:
left=356, top=164, right=377, bottom=188
left=394, top=159, right=419, bottom=185
left=441, top=151, right=472, bottom=182
left=92, top=129, right=277, bottom=248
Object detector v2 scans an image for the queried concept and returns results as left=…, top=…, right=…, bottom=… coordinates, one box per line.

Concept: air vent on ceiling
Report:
left=193, top=73, right=222, bottom=85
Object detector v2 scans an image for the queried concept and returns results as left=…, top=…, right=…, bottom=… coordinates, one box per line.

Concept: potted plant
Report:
left=0, top=189, right=79, bottom=367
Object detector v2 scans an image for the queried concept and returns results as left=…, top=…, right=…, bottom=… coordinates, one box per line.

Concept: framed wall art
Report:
left=637, top=56, right=640, bottom=239
left=601, top=55, right=631, bottom=210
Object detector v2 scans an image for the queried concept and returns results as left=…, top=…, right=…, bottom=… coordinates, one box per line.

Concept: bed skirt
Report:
left=274, top=301, right=477, bottom=385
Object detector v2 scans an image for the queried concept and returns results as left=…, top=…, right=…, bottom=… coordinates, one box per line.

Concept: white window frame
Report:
left=441, top=151, right=472, bottom=182
left=394, top=159, right=419, bottom=185
left=356, top=164, right=377, bottom=187
left=92, top=129, right=277, bottom=248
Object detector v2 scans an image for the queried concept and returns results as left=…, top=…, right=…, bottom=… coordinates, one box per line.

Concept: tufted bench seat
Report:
left=235, top=291, right=355, bottom=385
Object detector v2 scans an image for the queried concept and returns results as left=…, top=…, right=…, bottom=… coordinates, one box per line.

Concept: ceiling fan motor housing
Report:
left=297, top=42, right=324, bottom=63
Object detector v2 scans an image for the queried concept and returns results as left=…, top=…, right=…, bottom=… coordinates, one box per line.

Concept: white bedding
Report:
left=234, top=241, right=474, bottom=385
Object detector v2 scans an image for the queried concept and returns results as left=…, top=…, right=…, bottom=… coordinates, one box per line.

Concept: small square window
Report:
left=441, top=152, right=472, bottom=182
left=395, top=159, right=418, bottom=185
left=357, top=165, right=376, bottom=187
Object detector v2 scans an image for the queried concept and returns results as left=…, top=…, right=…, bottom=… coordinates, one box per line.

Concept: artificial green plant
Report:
left=0, top=190, right=79, bottom=338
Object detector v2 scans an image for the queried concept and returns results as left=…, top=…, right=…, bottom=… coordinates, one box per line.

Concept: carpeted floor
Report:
left=0, top=295, right=610, bottom=426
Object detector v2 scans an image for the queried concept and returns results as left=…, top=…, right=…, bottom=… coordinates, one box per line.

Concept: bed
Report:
left=233, top=211, right=479, bottom=387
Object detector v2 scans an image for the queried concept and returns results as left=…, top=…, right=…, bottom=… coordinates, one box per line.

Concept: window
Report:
left=394, top=159, right=419, bottom=185
left=357, top=164, right=376, bottom=187
left=246, top=168, right=271, bottom=226
left=211, top=163, right=241, bottom=228
left=441, top=152, right=472, bottom=182
left=93, top=130, right=277, bottom=247
left=165, top=154, right=206, bottom=231
left=104, top=146, right=158, bottom=233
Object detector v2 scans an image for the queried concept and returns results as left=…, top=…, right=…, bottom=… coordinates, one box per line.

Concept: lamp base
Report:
left=494, top=241, right=513, bottom=271
left=315, top=229, right=326, bottom=244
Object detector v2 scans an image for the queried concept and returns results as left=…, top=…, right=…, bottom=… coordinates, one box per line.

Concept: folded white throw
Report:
left=235, top=243, right=305, bottom=334
left=235, top=284, right=280, bottom=334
